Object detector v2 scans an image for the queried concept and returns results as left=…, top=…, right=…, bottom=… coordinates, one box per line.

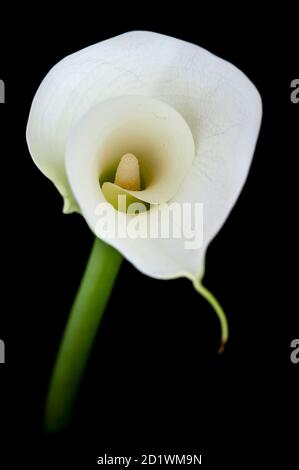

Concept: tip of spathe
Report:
left=217, top=339, right=228, bottom=354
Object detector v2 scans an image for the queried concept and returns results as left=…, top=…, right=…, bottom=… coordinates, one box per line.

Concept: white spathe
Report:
left=26, top=31, right=262, bottom=280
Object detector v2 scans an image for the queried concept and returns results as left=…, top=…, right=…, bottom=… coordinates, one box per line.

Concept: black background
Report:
left=0, top=6, right=298, bottom=468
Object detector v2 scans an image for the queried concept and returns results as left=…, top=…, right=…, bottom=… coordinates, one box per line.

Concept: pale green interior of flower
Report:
left=101, top=182, right=150, bottom=213
left=101, top=151, right=150, bottom=213
left=100, top=146, right=155, bottom=214
left=96, top=98, right=195, bottom=214
left=99, top=123, right=171, bottom=212
left=66, top=95, right=194, bottom=214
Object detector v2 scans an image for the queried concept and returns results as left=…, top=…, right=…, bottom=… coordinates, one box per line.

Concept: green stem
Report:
left=192, top=278, right=229, bottom=353
left=45, top=237, right=122, bottom=433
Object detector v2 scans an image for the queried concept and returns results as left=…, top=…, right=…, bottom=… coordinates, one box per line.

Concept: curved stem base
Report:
left=45, top=237, right=122, bottom=433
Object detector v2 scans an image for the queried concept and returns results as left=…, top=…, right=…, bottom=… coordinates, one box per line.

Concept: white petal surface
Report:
left=26, top=31, right=262, bottom=279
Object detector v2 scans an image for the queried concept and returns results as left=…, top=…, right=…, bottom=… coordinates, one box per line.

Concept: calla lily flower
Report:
left=26, top=31, right=262, bottom=432
left=27, top=30, right=261, bottom=280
